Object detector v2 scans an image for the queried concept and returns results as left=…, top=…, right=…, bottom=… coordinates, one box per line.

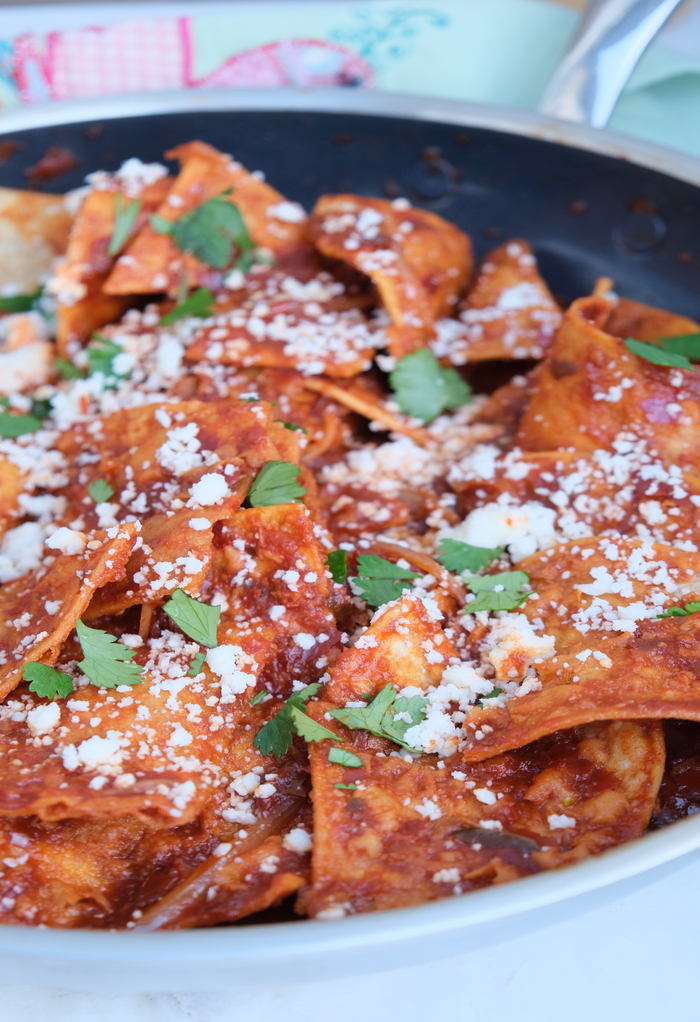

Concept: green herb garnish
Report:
left=437, top=538, right=504, bottom=575
left=107, top=191, right=142, bottom=257
left=75, top=620, right=145, bottom=689
left=151, top=191, right=254, bottom=270
left=55, top=357, right=86, bottom=381
left=246, top=461, right=306, bottom=507
left=326, top=550, right=348, bottom=585
left=88, top=479, right=115, bottom=503
left=160, top=286, right=215, bottom=326
left=0, top=412, right=42, bottom=438
left=163, top=588, right=220, bottom=647
left=463, top=571, right=530, bottom=613
left=86, top=334, right=129, bottom=383
left=389, top=348, right=472, bottom=424
left=0, top=287, right=42, bottom=314
left=329, top=683, right=428, bottom=752
left=23, top=662, right=74, bottom=700
left=187, top=651, right=207, bottom=677
left=351, top=553, right=421, bottom=608
left=249, top=688, right=269, bottom=706
left=334, top=782, right=357, bottom=791
left=476, top=687, right=503, bottom=708
left=625, top=338, right=696, bottom=372
left=254, top=682, right=337, bottom=758
left=657, top=600, right=700, bottom=618
left=328, top=747, right=363, bottom=768
left=277, top=421, right=308, bottom=433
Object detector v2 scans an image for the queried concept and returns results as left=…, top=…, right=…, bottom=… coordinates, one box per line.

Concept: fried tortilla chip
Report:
left=431, top=240, right=561, bottom=364
left=0, top=187, right=73, bottom=294
left=605, top=295, right=700, bottom=343
left=0, top=523, right=139, bottom=700
left=104, top=141, right=311, bottom=296
left=300, top=703, right=663, bottom=917
left=460, top=536, right=700, bottom=760
left=309, top=195, right=472, bottom=358
left=515, top=296, right=700, bottom=468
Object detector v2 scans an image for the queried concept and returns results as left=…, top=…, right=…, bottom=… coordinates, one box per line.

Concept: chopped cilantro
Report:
left=187, top=651, right=207, bottom=677
left=87, top=334, right=128, bottom=383
left=437, top=538, right=504, bottom=575
left=476, top=687, right=503, bottom=708
left=75, top=620, right=145, bottom=689
left=160, top=286, right=215, bottom=326
left=625, top=338, right=696, bottom=373
left=249, top=688, right=270, bottom=706
left=657, top=333, right=700, bottom=360
left=88, top=479, right=115, bottom=503
left=23, top=662, right=74, bottom=700
left=246, top=460, right=306, bottom=507
left=389, top=349, right=472, bottom=424
left=30, top=398, right=52, bottom=421
left=328, top=747, right=363, bottom=768
left=463, top=571, right=530, bottom=613
left=351, top=553, right=421, bottom=608
left=657, top=600, right=700, bottom=618
left=326, top=550, right=348, bottom=585
left=0, top=287, right=42, bottom=314
left=55, top=357, right=86, bottom=381
left=276, top=420, right=308, bottom=433
left=330, top=683, right=428, bottom=752
left=334, top=782, right=357, bottom=791
left=151, top=191, right=254, bottom=270
left=0, top=412, right=42, bottom=438
left=163, top=588, right=220, bottom=647
left=254, top=682, right=336, bottom=758
left=107, top=191, right=142, bottom=257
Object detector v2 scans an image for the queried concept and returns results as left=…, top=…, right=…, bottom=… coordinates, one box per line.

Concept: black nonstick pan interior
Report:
left=1, top=109, right=699, bottom=318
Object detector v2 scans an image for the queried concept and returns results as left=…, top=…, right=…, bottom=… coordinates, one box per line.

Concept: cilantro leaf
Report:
left=0, top=287, right=42, bottom=314
left=152, top=193, right=254, bottom=270
left=23, top=662, right=74, bottom=700
left=334, top=782, right=357, bottom=790
left=249, top=688, right=269, bottom=706
left=254, top=682, right=322, bottom=758
left=30, top=398, right=52, bottom=421
left=328, top=747, right=363, bottom=768
left=389, top=349, right=472, bottom=424
left=326, top=550, right=348, bottom=584
left=437, top=538, right=504, bottom=575
left=107, top=191, right=142, bottom=257
left=657, top=333, right=700, bottom=361
left=463, top=570, right=530, bottom=613
left=187, top=651, right=206, bottom=677
left=88, top=479, right=115, bottom=503
left=356, top=554, right=421, bottom=580
left=160, top=286, right=215, bottom=326
left=476, top=687, right=503, bottom=708
left=87, top=334, right=128, bottom=383
left=55, top=357, right=86, bottom=381
left=277, top=421, right=307, bottom=433
left=246, top=461, right=306, bottom=507
left=163, top=588, right=220, bottom=647
left=75, top=620, right=145, bottom=689
left=288, top=704, right=338, bottom=743
left=625, top=338, right=696, bottom=373
left=330, top=683, right=428, bottom=752
left=657, top=600, right=700, bottom=618
left=0, top=412, right=42, bottom=438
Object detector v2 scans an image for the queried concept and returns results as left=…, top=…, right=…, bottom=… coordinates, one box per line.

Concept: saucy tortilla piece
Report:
left=185, top=268, right=381, bottom=379
left=103, top=141, right=310, bottom=296
left=460, top=536, right=700, bottom=761
left=325, top=591, right=457, bottom=705
left=309, top=195, right=472, bottom=359
left=605, top=295, right=700, bottom=343
left=0, top=186, right=73, bottom=294
left=0, top=523, right=139, bottom=701
left=204, top=503, right=347, bottom=696
left=515, top=296, right=700, bottom=468
left=0, top=624, right=273, bottom=826
left=431, top=240, right=561, bottom=364
left=0, top=456, right=22, bottom=541
left=300, top=703, right=663, bottom=918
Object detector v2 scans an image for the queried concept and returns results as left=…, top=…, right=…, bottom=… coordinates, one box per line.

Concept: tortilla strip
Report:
left=605, top=295, right=700, bottom=343
left=300, top=702, right=663, bottom=918
left=431, top=239, right=561, bottom=364
left=460, top=536, right=700, bottom=760
left=0, top=523, right=139, bottom=700
left=104, top=141, right=311, bottom=296
left=309, top=194, right=472, bottom=359
left=515, top=296, right=700, bottom=468
left=0, top=186, right=72, bottom=294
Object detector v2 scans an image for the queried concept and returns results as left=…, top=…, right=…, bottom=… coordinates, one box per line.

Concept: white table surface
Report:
left=3, top=846, right=699, bottom=1022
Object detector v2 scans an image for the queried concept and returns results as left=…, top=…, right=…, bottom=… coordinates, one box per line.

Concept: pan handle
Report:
left=538, top=0, right=685, bottom=127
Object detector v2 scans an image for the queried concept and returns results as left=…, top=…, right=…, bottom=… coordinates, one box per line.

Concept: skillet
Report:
left=0, top=88, right=699, bottom=991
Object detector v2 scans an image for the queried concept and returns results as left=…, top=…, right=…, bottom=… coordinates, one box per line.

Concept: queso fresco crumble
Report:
left=0, top=139, right=696, bottom=928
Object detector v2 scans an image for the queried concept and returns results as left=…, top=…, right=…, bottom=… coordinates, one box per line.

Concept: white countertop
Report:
left=3, top=845, right=699, bottom=1022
